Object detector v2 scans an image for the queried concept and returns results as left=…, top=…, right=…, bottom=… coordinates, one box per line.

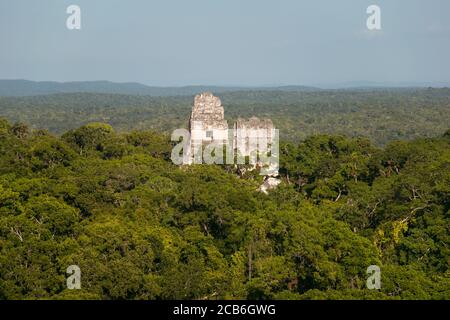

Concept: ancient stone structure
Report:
left=188, top=92, right=274, bottom=156
left=233, top=117, right=274, bottom=160
left=187, top=92, right=279, bottom=183
left=189, top=92, right=228, bottom=148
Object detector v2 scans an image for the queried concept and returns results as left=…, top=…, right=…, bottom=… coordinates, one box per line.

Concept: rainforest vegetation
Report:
left=1, top=88, right=449, bottom=145
left=0, top=113, right=448, bottom=299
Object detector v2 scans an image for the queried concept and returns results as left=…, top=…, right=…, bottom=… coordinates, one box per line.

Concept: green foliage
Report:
left=0, top=117, right=448, bottom=300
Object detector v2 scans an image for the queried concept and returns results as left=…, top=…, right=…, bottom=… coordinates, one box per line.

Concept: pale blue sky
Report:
left=1, top=0, right=449, bottom=86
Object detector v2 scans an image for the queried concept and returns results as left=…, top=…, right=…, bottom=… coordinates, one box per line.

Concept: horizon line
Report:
left=1, top=78, right=450, bottom=90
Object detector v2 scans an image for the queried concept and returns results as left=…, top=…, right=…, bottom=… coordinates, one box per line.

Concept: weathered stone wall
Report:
left=190, top=92, right=228, bottom=128
left=233, top=116, right=274, bottom=157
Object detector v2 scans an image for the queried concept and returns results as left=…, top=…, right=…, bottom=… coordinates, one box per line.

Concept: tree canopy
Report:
left=0, top=118, right=448, bottom=299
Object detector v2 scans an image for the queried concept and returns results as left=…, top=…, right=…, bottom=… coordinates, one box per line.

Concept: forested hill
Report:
left=1, top=88, right=449, bottom=145
left=0, top=80, right=318, bottom=97
left=0, top=119, right=449, bottom=299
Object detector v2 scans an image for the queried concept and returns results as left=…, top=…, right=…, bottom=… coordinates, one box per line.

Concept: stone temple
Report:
left=186, top=92, right=279, bottom=193
left=189, top=92, right=229, bottom=150
left=188, top=92, right=275, bottom=166
left=233, top=117, right=275, bottom=160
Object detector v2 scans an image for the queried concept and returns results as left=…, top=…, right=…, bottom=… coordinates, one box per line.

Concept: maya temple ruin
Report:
left=185, top=92, right=280, bottom=192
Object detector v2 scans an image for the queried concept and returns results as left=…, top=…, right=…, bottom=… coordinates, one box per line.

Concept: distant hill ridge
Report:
left=0, top=79, right=320, bottom=97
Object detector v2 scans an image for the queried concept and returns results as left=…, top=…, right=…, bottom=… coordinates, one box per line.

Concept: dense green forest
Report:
left=1, top=88, right=449, bottom=145
left=0, top=117, right=448, bottom=299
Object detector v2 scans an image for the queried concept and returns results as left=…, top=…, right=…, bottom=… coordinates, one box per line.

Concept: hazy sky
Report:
left=1, top=0, right=449, bottom=86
